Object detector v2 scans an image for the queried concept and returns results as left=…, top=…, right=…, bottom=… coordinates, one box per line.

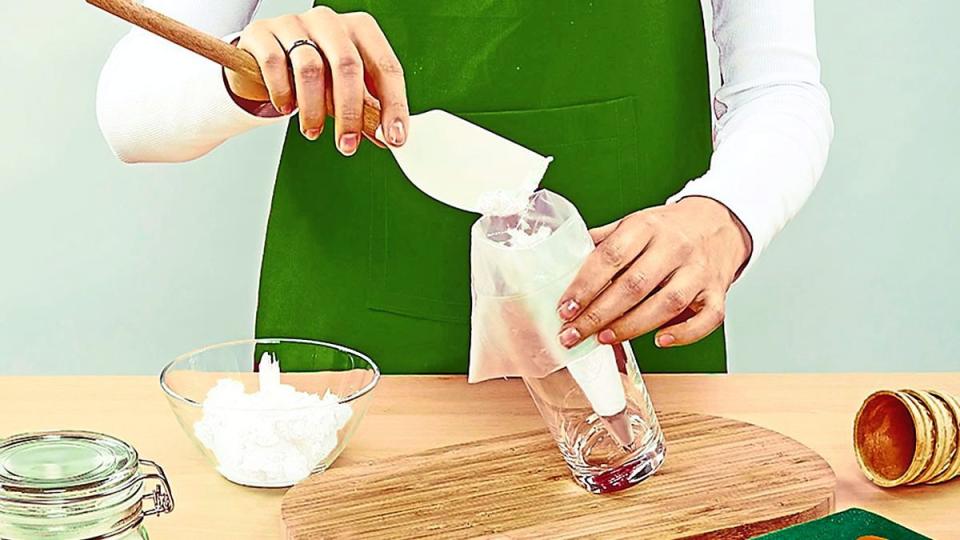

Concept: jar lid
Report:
left=0, top=431, right=139, bottom=504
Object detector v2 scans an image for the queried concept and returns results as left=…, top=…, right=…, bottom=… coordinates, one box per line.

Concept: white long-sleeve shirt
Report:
left=96, top=0, right=833, bottom=268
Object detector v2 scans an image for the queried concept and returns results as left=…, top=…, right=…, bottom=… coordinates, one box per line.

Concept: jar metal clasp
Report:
left=139, top=459, right=175, bottom=517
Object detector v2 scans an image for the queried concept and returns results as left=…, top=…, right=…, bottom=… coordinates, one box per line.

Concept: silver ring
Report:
left=286, top=39, right=320, bottom=55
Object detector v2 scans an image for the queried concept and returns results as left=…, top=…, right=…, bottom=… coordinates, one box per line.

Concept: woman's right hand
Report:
left=225, top=6, right=409, bottom=156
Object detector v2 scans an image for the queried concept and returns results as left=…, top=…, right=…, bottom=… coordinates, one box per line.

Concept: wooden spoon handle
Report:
left=87, top=0, right=382, bottom=139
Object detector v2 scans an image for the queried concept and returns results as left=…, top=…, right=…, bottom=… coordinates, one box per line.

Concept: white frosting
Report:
left=476, top=189, right=534, bottom=217
left=193, top=353, right=352, bottom=487
left=566, top=345, right=628, bottom=417
left=478, top=188, right=552, bottom=248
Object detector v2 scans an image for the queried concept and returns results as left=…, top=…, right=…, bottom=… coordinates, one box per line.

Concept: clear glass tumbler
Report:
left=469, top=190, right=666, bottom=493
left=522, top=342, right=665, bottom=494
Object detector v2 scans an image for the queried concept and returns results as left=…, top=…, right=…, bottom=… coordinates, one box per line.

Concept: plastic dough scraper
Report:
left=88, top=0, right=552, bottom=213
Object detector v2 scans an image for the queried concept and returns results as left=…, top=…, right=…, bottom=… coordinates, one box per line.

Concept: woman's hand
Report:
left=557, top=197, right=752, bottom=349
left=225, top=7, right=409, bottom=155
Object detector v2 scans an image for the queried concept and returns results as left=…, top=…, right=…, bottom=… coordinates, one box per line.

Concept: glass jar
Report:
left=0, top=431, right=174, bottom=539
left=523, top=342, right=666, bottom=494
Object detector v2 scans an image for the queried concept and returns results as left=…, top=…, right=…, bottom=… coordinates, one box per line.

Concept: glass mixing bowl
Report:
left=160, top=338, right=379, bottom=488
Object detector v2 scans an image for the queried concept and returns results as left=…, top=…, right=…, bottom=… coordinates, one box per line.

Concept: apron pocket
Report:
left=367, top=96, right=642, bottom=324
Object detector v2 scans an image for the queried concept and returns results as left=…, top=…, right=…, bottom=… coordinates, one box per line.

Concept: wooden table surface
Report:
left=1, top=374, right=958, bottom=539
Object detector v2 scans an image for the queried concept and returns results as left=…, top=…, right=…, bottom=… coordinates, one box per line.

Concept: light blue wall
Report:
left=0, top=2, right=956, bottom=375
left=0, top=1, right=298, bottom=375
left=725, top=1, right=960, bottom=372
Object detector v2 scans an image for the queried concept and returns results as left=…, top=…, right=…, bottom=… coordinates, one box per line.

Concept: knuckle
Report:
left=246, top=19, right=267, bottom=33
left=297, top=61, right=324, bottom=83
left=690, top=258, right=709, bottom=274
left=382, top=99, right=410, bottom=115
left=621, top=271, right=649, bottom=297
left=262, top=52, right=286, bottom=71
left=298, top=104, right=323, bottom=120
left=276, top=14, right=301, bottom=27
left=347, top=11, right=378, bottom=25
left=375, top=55, right=404, bottom=77
left=598, top=243, right=625, bottom=268
left=664, top=289, right=690, bottom=313
left=309, top=5, right=336, bottom=17
left=707, top=306, right=726, bottom=326
left=334, top=55, right=363, bottom=77
left=627, top=218, right=651, bottom=237
left=624, top=212, right=648, bottom=227
left=640, top=212, right=662, bottom=227
left=610, top=323, right=634, bottom=341
left=581, top=310, right=604, bottom=329
left=300, top=115, right=322, bottom=129
left=338, top=107, right=363, bottom=124
left=300, top=104, right=323, bottom=118
left=673, top=236, right=695, bottom=258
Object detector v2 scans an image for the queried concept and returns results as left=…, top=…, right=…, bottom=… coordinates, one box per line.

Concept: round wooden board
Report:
left=281, top=412, right=836, bottom=539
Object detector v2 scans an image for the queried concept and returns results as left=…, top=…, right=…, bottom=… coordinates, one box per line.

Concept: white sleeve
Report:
left=669, top=0, right=834, bottom=271
left=95, top=0, right=288, bottom=163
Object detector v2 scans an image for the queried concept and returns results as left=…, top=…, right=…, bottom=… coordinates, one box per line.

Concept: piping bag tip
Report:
left=601, top=411, right=635, bottom=449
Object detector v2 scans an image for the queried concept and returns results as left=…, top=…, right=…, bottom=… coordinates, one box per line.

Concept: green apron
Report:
left=255, top=0, right=726, bottom=374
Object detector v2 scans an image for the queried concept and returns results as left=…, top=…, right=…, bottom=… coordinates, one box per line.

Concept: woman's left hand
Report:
left=557, top=197, right=752, bottom=349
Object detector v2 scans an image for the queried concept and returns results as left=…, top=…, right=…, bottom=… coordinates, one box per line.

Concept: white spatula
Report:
left=88, top=0, right=552, bottom=213
left=381, top=111, right=552, bottom=212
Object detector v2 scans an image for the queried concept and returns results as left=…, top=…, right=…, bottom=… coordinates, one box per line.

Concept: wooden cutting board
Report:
left=281, top=412, right=835, bottom=539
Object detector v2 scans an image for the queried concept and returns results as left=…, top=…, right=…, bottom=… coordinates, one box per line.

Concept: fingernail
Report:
left=280, top=103, right=293, bottom=115
left=388, top=120, right=405, bottom=146
left=656, top=334, right=675, bottom=348
left=557, top=299, right=580, bottom=320
left=558, top=327, right=581, bottom=349
left=598, top=329, right=617, bottom=344
left=304, top=128, right=321, bottom=141
left=338, top=133, right=359, bottom=156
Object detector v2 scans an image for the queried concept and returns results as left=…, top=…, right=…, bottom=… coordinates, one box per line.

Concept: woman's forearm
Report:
left=95, top=0, right=285, bottom=163
left=670, top=0, right=835, bottom=271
